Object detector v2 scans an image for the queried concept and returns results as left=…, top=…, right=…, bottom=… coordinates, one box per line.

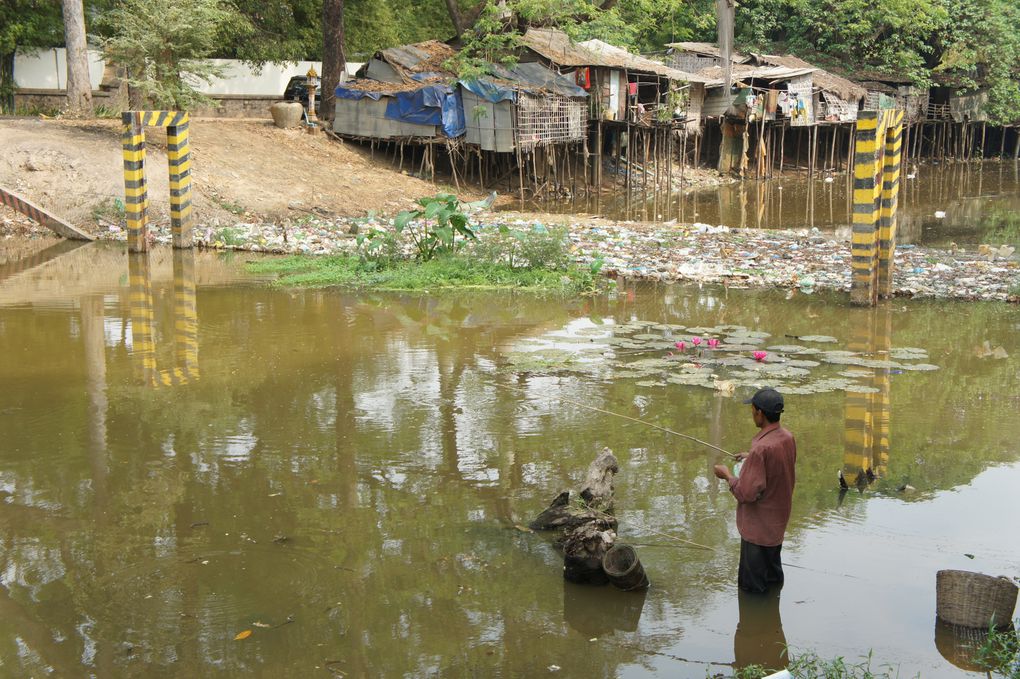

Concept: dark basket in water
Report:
left=936, top=570, right=1018, bottom=630
left=602, top=544, right=649, bottom=591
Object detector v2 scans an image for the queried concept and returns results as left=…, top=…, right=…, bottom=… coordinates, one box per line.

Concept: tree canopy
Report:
left=3, top=0, right=1019, bottom=122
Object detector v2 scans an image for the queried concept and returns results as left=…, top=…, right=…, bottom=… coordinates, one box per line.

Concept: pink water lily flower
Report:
left=753, top=351, right=768, bottom=362
left=675, top=341, right=686, bottom=352
left=707, top=338, right=720, bottom=349
left=691, top=336, right=703, bottom=346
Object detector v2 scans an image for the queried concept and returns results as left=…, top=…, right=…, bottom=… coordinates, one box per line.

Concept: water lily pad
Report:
left=784, top=359, right=821, bottom=368
left=767, top=344, right=808, bottom=354
left=898, top=363, right=940, bottom=371
left=636, top=380, right=665, bottom=387
left=844, top=384, right=881, bottom=394
left=890, top=349, right=929, bottom=360
left=728, top=330, right=771, bottom=340
left=685, top=327, right=717, bottom=335
left=797, top=335, right=838, bottom=343
left=633, top=333, right=665, bottom=341
left=776, top=386, right=816, bottom=395
left=628, top=358, right=673, bottom=369
left=838, top=369, right=873, bottom=378
left=717, top=343, right=764, bottom=351
left=759, top=365, right=811, bottom=378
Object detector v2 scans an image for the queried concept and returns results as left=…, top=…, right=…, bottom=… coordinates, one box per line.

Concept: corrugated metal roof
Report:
left=490, top=61, right=589, bottom=98
left=520, top=29, right=710, bottom=83
left=665, top=42, right=749, bottom=63
left=752, top=54, right=866, bottom=101
left=578, top=39, right=718, bottom=83
left=697, top=63, right=815, bottom=87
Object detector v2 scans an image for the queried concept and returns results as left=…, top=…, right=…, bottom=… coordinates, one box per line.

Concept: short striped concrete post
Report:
left=851, top=110, right=903, bottom=306
left=122, top=111, right=194, bottom=251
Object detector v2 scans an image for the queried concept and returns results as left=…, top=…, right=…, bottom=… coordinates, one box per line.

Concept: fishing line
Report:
left=487, top=377, right=739, bottom=459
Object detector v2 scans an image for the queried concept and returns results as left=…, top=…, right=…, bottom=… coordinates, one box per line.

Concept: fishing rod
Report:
left=490, top=378, right=739, bottom=459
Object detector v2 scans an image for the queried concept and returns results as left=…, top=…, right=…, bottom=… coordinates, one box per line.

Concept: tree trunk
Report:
left=445, top=0, right=465, bottom=36
left=321, top=0, right=346, bottom=123
left=1, top=52, right=15, bottom=113
left=61, top=0, right=93, bottom=116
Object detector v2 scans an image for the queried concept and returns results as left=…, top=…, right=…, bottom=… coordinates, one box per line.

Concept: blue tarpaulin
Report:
left=384, top=85, right=464, bottom=137
left=334, top=85, right=384, bottom=101
left=459, top=79, right=516, bottom=104
left=336, top=81, right=465, bottom=138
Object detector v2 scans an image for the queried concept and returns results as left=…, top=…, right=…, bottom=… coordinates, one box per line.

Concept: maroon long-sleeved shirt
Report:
left=727, top=422, right=797, bottom=547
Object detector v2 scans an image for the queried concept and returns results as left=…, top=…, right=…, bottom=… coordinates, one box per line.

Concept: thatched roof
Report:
left=752, top=54, right=867, bottom=101
left=375, top=41, right=457, bottom=81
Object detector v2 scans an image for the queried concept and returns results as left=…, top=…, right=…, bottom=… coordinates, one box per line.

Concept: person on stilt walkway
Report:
left=714, top=387, right=797, bottom=594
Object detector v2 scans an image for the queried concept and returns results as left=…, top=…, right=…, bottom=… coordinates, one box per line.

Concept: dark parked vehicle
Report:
left=283, top=76, right=322, bottom=110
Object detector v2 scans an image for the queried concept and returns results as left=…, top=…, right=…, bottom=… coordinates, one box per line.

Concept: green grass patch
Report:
left=248, top=253, right=605, bottom=295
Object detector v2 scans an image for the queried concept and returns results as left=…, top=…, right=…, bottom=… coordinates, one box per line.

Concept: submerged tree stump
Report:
left=530, top=448, right=622, bottom=585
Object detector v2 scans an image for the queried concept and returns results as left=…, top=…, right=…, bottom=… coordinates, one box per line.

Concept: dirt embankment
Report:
left=0, top=117, right=463, bottom=234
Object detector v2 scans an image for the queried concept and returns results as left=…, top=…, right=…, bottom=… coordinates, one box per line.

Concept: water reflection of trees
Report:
left=1, top=266, right=1019, bottom=675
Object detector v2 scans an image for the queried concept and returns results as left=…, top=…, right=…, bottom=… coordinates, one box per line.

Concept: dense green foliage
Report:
left=100, top=0, right=245, bottom=108
left=4, top=0, right=1018, bottom=121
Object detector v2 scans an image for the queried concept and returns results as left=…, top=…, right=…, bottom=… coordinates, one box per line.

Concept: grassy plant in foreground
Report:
left=975, top=621, right=1020, bottom=678
left=248, top=253, right=602, bottom=294
left=710, top=650, right=916, bottom=679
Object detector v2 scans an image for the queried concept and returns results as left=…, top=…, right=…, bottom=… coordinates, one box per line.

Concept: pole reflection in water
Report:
left=733, top=587, right=787, bottom=672
left=127, top=250, right=199, bottom=387
left=842, top=307, right=892, bottom=491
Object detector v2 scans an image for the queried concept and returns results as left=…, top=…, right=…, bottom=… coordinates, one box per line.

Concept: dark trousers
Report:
left=738, top=539, right=784, bottom=594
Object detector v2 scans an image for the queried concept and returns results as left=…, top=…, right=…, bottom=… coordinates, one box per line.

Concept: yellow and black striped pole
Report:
left=122, top=111, right=194, bottom=251
left=877, top=111, right=903, bottom=297
left=122, top=112, right=148, bottom=253
left=851, top=110, right=903, bottom=305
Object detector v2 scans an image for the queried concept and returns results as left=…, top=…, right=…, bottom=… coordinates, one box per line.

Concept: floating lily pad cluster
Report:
left=503, top=321, right=939, bottom=397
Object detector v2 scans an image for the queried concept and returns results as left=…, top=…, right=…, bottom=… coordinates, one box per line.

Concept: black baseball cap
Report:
left=743, top=387, right=784, bottom=414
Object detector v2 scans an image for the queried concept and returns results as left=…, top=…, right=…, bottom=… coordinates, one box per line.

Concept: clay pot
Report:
left=270, top=101, right=304, bottom=129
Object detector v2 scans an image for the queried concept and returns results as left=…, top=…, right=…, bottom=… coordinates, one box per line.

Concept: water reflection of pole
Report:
left=128, top=252, right=159, bottom=387
left=173, top=249, right=199, bottom=381
left=128, top=250, right=200, bottom=387
left=842, top=307, right=892, bottom=490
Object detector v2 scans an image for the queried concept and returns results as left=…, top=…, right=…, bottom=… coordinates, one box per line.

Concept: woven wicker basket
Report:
left=936, top=569, right=1018, bottom=629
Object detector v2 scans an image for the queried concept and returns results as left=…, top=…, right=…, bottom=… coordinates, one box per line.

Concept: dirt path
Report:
left=0, top=117, right=463, bottom=234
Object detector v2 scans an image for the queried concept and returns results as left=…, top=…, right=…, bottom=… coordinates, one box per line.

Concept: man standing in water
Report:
left=714, top=387, right=797, bottom=593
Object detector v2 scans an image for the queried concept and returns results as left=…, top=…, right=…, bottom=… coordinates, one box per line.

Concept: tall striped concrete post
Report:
left=122, top=112, right=148, bottom=253
left=167, top=114, right=193, bottom=248
left=851, top=110, right=903, bottom=306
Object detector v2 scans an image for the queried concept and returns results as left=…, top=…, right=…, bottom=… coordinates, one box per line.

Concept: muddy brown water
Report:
left=1, top=242, right=1018, bottom=677
left=520, top=161, right=1020, bottom=249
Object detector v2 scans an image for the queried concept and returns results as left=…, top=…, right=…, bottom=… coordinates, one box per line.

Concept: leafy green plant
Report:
left=394, top=193, right=475, bottom=262
left=472, top=224, right=572, bottom=270
left=91, top=197, right=126, bottom=225
left=974, top=620, right=1020, bottom=678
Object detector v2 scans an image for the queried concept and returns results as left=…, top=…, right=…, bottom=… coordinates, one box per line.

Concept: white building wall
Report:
left=13, top=48, right=361, bottom=96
